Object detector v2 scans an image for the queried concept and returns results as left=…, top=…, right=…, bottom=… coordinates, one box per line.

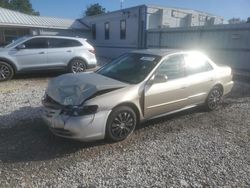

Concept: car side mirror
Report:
left=149, top=73, right=168, bottom=84
left=16, top=44, right=26, bottom=50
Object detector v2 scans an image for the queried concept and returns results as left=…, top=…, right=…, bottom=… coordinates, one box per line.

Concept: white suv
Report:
left=0, top=35, right=97, bottom=81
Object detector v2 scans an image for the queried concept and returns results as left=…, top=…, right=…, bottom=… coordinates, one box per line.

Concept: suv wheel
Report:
left=106, top=106, right=137, bottom=142
left=0, top=61, right=14, bottom=81
left=69, top=59, right=86, bottom=73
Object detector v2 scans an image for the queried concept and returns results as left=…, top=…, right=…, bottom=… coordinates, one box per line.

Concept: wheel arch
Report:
left=68, top=56, right=88, bottom=66
left=113, top=102, right=141, bottom=125
left=0, top=58, right=17, bottom=73
left=213, top=83, right=224, bottom=94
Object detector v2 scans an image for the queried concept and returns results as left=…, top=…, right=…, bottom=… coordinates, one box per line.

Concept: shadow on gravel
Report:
left=0, top=106, right=201, bottom=164
left=137, top=107, right=201, bottom=132
left=227, top=81, right=250, bottom=99
left=0, top=107, right=106, bottom=163
left=14, top=71, right=64, bottom=80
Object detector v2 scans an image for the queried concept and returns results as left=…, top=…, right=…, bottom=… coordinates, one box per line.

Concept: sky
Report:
left=30, top=0, right=250, bottom=21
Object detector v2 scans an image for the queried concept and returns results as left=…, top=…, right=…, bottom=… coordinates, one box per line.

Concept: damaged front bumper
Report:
left=42, top=107, right=111, bottom=141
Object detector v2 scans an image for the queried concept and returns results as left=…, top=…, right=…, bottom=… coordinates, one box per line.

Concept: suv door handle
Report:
left=38, top=52, right=46, bottom=54
left=67, top=50, right=72, bottom=53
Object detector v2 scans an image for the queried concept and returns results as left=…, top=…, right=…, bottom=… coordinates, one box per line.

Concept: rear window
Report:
left=49, top=38, right=82, bottom=48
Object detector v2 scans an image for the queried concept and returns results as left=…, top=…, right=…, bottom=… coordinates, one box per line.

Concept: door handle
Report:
left=66, top=50, right=72, bottom=53
left=38, top=52, right=45, bottom=54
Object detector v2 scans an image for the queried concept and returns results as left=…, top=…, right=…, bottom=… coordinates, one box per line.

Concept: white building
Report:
left=81, top=5, right=224, bottom=58
left=0, top=5, right=224, bottom=58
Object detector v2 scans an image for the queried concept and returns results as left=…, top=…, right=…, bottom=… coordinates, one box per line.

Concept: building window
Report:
left=92, top=24, right=96, bottom=40
left=104, top=22, right=110, bottom=40
left=120, top=20, right=126, bottom=40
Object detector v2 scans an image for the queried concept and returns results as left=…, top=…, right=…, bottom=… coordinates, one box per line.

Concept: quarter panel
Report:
left=84, top=85, right=143, bottom=119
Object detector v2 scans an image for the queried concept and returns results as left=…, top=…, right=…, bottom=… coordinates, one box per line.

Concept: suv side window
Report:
left=156, top=55, right=185, bottom=80
left=184, top=53, right=213, bottom=75
left=23, top=38, right=48, bottom=49
left=49, top=38, right=82, bottom=48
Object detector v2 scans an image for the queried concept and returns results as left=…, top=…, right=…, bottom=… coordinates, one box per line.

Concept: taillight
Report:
left=88, top=49, right=95, bottom=54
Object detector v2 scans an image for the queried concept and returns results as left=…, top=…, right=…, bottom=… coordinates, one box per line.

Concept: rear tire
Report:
left=106, top=106, right=137, bottom=142
left=68, top=59, right=86, bottom=73
left=0, top=61, right=14, bottom=81
left=204, top=86, right=223, bottom=111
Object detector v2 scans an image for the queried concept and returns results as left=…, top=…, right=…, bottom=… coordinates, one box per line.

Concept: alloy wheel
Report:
left=71, top=60, right=86, bottom=73
left=110, top=111, right=136, bottom=139
left=0, top=64, right=11, bottom=80
left=207, top=88, right=222, bottom=110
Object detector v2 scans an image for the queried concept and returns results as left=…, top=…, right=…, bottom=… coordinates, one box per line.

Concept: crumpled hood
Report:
left=46, top=72, right=128, bottom=106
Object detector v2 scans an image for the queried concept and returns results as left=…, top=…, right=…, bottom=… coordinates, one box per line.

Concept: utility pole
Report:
left=120, top=0, right=124, bottom=9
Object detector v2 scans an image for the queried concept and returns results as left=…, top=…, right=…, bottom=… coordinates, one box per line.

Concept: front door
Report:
left=144, top=54, right=188, bottom=119
left=11, top=37, right=48, bottom=70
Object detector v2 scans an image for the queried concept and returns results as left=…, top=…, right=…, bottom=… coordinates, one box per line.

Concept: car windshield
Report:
left=4, top=36, right=29, bottom=48
left=97, top=53, right=161, bottom=84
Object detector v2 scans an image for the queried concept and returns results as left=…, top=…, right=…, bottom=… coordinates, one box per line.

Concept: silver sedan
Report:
left=42, top=49, right=234, bottom=142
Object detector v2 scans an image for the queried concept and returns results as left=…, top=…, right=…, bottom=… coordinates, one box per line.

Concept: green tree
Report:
left=0, top=0, right=39, bottom=15
left=0, top=0, right=10, bottom=8
left=84, top=3, right=106, bottom=17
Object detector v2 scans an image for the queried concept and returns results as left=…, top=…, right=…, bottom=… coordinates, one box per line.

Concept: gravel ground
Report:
left=0, top=72, right=249, bottom=187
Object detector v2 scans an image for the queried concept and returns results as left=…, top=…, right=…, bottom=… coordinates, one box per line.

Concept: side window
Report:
left=156, top=55, right=185, bottom=80
left=23, top=38, right=48, bottom=49
left=49, top=38, right=82, bottom=48
left=185, top=53, right=213, bottom=75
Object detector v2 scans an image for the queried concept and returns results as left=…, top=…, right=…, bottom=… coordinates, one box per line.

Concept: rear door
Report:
left=144, top=54, right=189, bottom=119
left=12, top=37, right=48, bottom=70
left=184, top=52, right=215, bottom=105
left=47, top=38, right=82, bottom=67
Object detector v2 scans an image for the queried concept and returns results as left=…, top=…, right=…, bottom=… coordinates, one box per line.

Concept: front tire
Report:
left=204, top=86, right=223, bottom=111
left=0, top=61, right=14, bottom=81
left=106, top=106, right=137, bottom=142
left=68, top=59, right=86, bottom=73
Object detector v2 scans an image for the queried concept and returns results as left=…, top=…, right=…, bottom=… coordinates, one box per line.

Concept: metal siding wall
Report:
left=82, top=7, right=140, bottom=49
left=38, top=28, right=90, bottom=38
left=95, top=46, right=135, bottom=58
left=147, top=24, right=250, bottom=70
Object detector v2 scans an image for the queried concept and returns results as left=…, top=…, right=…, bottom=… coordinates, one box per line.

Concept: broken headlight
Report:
left=62, top=105, right=98, bottom=116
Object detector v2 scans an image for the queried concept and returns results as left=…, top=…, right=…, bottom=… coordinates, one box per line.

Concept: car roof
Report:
left=132, top=49, right=183, bottom=57
left=30, top=35, right=86, bottom=41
